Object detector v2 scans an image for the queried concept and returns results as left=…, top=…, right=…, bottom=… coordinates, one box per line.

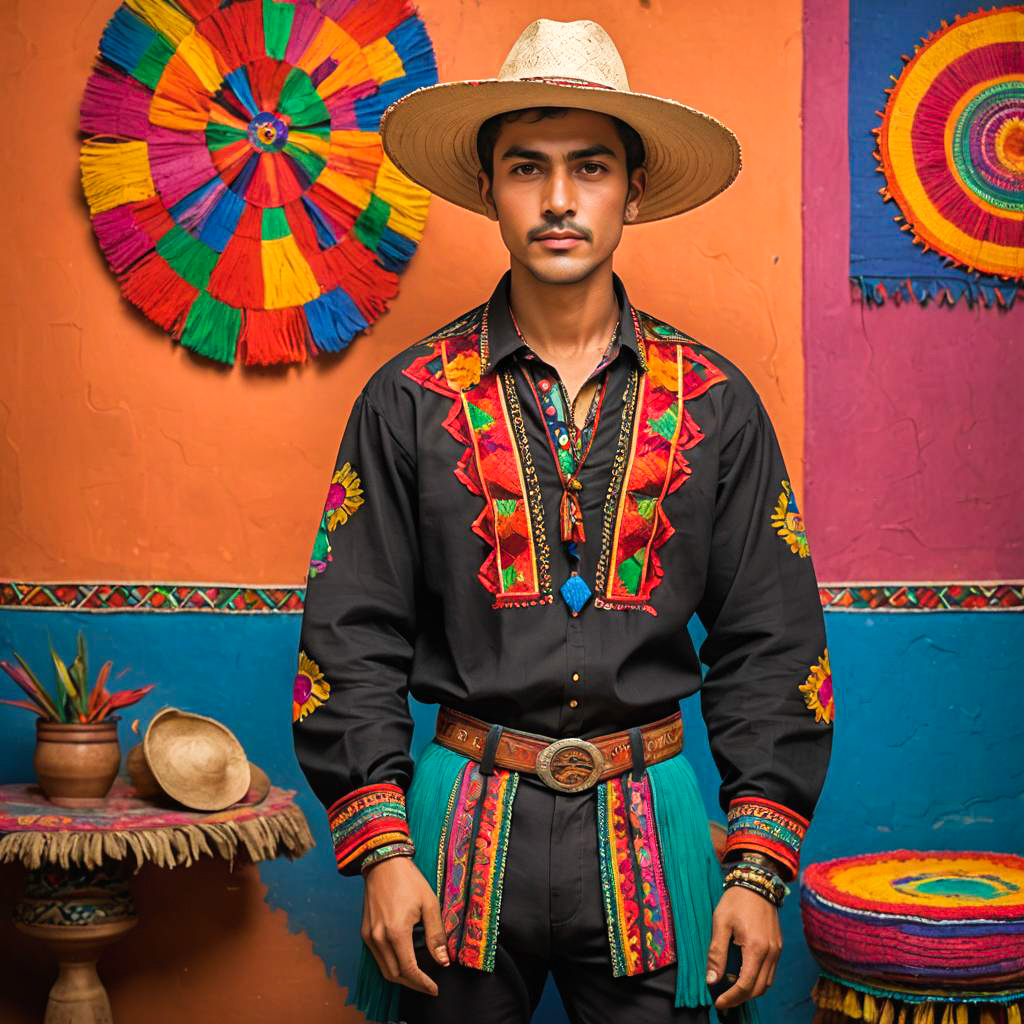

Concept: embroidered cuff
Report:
left=724, top=797, right=809, bottom=880
left=327, top=783, right=413, bottom=876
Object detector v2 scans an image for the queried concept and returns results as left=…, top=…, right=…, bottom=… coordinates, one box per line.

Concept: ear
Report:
left=477, top=169, right=499, bottom=222
left=624, top=166, right=647, bottom=224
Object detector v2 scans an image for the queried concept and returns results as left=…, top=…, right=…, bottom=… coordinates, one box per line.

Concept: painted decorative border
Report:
left=0, top=582, right=1021, bottom=614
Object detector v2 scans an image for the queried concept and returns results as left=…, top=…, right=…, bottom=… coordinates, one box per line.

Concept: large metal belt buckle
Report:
left=535, top=737, right=606, bottom=793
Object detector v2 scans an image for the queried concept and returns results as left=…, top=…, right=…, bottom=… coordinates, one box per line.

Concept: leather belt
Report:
left=434, top=706, right=683, bottom=794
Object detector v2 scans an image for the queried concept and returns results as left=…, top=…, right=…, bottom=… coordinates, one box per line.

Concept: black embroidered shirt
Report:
left=292, top=271, right=833, bottom=880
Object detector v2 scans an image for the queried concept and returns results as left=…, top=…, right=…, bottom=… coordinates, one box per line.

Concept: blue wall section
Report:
left=1, top=608, right=1021, bottom=1023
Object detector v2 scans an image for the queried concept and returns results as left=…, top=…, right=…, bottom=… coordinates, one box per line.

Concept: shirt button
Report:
left=571, top=673, right=580, bottom=682
left=569, top=699, right=579, bottom=708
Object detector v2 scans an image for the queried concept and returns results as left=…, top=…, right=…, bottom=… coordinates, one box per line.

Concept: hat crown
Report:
left=497, top=19, right=630, bottom=92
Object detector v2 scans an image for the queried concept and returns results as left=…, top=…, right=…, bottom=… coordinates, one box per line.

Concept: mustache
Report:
left=527, top=219, right=592, bottom=242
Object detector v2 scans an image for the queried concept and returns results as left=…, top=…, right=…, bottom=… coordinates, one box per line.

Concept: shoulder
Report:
left=633, top=307, right=763, bottom=428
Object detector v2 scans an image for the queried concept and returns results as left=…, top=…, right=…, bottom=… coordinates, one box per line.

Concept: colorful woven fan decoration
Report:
left=801, top=850, right=1024, bottom=1024
left=873, top=6, right=1024, bottom=285
left=79, top=0, right=437, bottom=366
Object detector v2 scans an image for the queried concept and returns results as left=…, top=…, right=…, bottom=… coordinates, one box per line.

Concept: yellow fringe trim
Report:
left=1009, top=1005, right=1022, bottom=1024
left=376, top=154, right=430, bottom=240
left=175, top=30, right=225, bottom=94
left=80, top=140, right=156, bottom=215
left=844, top=988, right=864, bottom=1019
left=912, top=1003, right=933, bottom=1024
left=262, top=236, right=321, bottom=308
left=862, top=993, right=878, bottom=1022
left=148, top=52, right=211, bottom=132
left=956, top=1008, right=968, bottom=1024
left=0, top=803, right=313, bottom=871
left=124, top=0, right=193, bottom=47
left=880, top=1002, right=895, bottom=1024
left=362, top=37, right=404, bottom=84
left=979, top=1012, right=996, bottom=1024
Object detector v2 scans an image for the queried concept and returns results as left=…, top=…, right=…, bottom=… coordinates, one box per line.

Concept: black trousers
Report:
left=398, top=772, right=710, bottom=1024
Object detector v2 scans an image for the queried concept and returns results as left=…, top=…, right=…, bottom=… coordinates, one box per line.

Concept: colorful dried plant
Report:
left=1, top=630, right=154, bottom=723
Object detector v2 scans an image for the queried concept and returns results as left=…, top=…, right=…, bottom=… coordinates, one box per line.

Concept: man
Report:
left=292, top=18, right=832, bottom=1024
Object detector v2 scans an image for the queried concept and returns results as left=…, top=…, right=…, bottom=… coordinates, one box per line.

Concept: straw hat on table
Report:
left=379, top=18, right=741, bottom=223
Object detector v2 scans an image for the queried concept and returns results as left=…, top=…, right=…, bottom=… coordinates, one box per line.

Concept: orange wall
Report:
left=0, top=0, right=803, bottom=583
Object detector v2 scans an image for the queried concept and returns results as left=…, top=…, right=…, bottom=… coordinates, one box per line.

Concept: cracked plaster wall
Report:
left=0, top=0, right=804, bottom=584
left=803, top=0, right=1023, bottom=582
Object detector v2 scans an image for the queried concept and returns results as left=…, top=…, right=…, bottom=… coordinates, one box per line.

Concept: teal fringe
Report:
left=351, top=744, right=759, bottom=1024
left=351, top=742, right=469, bottom=1024
left=648, top=755, right=760, bottom=1024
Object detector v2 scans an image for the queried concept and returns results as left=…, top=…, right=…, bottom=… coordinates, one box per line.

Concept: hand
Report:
left=705, top=885, right=782, bottom=1011
left=361, top=855, right=449, bottom=995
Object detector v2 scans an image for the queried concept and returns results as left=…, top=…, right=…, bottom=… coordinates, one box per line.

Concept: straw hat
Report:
left=142, top=707, right=252, bottom=812
left=379, top=18, right=741, bottom=224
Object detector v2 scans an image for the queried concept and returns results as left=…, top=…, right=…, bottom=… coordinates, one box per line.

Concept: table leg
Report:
left=13, top=862, right=137, bottom=1024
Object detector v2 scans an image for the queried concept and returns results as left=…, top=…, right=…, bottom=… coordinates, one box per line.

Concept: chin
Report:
left=521, top=254, right=602, bottom=286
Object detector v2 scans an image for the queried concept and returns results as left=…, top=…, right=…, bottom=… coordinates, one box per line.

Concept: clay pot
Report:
left=34, top=718, right=121, bottom=806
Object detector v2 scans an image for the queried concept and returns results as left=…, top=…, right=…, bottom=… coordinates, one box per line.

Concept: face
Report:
left=477, top=108, right=646, bottom=285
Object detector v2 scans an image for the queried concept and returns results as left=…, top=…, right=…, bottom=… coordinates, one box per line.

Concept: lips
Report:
left=534, top=232, right=586, bottom=250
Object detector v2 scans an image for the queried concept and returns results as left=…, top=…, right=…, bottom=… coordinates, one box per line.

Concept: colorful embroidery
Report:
left=438, top=760, right=518, bottom=970
left=598, top=772, right=677, bottom=976
left=772, top=480, right=810, bottom=557
left=403, top=309, right=552, bottom=607
left=595, top=311, right=727, bottom=614
left=328, top=783, right=411, bottom=875
left=800, top=650, right=834, bottom=725
left=725, top=797, right=809, bottom=879
left=292, top=650, right=329, bottom=723
left=309, top=461, right=364, bottom=578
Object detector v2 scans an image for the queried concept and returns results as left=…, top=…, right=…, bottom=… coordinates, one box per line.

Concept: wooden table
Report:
left=0, top=779, right=314, bottom=1024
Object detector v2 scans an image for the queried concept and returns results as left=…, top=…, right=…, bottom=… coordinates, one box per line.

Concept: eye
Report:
left=579, top=162, right=607, bottom=175
left=511, top=163, right=539, bottom=176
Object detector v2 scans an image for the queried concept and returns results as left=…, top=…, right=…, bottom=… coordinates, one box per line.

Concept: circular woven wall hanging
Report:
left=79, top=0, right=437, bottom=366
left=874, top=6, right=1024, bottom=281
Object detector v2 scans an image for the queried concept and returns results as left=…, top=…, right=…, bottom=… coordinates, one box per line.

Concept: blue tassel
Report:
left=99, top=8, right=156, bottom=73
left=304, top=288, right=367, bottom=351
left=224, top=69, right=259, bottom=117
left=560, top=573, right=592, bottom=615
left=198, top=189, right=245, bottom=253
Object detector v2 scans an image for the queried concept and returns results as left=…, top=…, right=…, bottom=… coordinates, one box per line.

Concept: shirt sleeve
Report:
left=696, top=398, right=833, bottom=881
left=291, top=390, right=421, bottom=876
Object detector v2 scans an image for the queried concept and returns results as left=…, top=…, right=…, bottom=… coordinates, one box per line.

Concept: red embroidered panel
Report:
left=403, top=312, right=551, bottom=607
left=596, top=312, right=728, bottom=614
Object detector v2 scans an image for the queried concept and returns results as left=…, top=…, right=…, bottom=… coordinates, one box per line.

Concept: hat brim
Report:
left=380, top=79, right=741, bottom=224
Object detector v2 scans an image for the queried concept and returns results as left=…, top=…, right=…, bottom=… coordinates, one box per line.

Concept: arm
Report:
left=696, top=398, right=833, bottom=1008
left=292, top=389, right=447, bottom=993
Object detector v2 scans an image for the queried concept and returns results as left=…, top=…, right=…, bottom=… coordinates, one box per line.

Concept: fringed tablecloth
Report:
left=0, top=779, right=314, bottom=871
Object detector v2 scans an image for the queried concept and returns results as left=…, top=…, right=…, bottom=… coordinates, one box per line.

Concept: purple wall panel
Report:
left=803, top=0, right=1023, bottom=582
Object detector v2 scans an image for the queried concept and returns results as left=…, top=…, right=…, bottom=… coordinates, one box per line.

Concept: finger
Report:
left=766, top=940, right=782, bottom=988
left=421, top=893, right=450, bottom=967
left=750, top=949, right=774, bottom=999
left=705, top=915, right=731, bottom=984
left=392, top=924, right=439, bottom=996
left=715, top=942, right=766, bottom=1010
left=368, top=925, right=400, bottom=982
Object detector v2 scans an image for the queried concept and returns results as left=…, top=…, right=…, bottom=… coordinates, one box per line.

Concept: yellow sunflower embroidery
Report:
left=799, top=651, right=834, bottom=725
left=293, top=650, right=330, bottom=723
left=326, top=462, right=364, bottom=529
left=771, top=480, right=810, bottom=557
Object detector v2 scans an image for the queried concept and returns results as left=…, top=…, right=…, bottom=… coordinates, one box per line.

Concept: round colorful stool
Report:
left=801, top=851, right=1024, bottom=1024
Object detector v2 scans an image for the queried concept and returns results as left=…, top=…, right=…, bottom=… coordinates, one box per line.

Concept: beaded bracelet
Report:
left=724, top=876, right=786, bottom=908
left=359, top=841, right=416, bottom=875
left=722, top=862, right=789, bottom=908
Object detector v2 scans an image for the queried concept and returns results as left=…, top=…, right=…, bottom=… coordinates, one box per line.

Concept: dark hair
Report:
left=475, top=106, right=646, bottom=180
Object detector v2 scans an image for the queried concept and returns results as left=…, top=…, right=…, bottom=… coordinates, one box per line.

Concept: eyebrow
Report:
left=499, top=143, right=619, bottom=162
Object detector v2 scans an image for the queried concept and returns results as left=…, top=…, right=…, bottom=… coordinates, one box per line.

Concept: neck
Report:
left=507, top=258, right=619, bottom=361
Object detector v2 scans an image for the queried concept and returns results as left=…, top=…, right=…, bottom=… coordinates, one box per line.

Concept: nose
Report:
left=543, top=165, right=577, bottom=220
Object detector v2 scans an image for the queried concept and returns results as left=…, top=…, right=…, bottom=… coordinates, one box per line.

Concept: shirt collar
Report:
left=480, top=270, right=644, bottom=374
